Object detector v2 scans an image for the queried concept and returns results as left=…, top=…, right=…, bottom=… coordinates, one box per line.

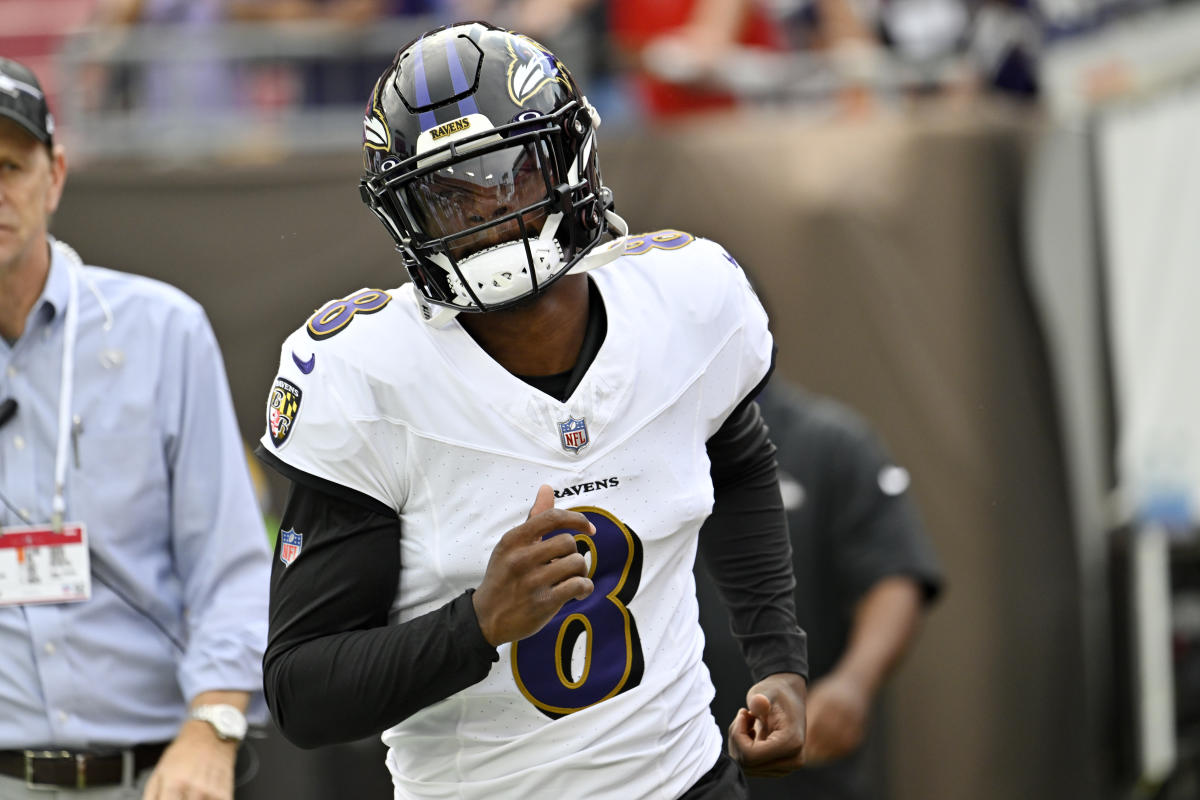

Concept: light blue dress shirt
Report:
left=0, top=239, right=271, bottom=749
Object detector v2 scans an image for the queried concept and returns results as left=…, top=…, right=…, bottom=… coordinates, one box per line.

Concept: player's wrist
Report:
left=759, top=671, right=808, bottom=688
left=750, top=672, right=808, bottom=704
left=469, top=588, right=501, bottom=647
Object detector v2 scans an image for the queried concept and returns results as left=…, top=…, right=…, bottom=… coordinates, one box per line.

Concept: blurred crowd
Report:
left=2, top=0, right=1189, bottom=160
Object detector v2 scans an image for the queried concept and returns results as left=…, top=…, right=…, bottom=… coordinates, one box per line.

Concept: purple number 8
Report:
left=511, top=507, right=645, bottom=718
left=623, top=229, right=695, bottom=256
left=307, top=289, right=391, bottom=340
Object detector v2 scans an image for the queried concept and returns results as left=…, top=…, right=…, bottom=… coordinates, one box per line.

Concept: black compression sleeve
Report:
left=700, top=400, right=809, bottom=681
left=263, top=480, right=498, bottom=749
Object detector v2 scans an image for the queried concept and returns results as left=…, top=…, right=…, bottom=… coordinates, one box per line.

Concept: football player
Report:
left=258, top=21, right=808, bottom=799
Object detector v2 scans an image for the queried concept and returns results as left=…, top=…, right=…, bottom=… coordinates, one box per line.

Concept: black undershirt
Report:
left=258, top=281, right=807, bottom=748
left=518, top=278, right=608, bottom=401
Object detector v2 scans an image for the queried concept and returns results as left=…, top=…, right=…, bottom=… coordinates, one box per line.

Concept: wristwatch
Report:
left=190, top=704, right=248, bottom=742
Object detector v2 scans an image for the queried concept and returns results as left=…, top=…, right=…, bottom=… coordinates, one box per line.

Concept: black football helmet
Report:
left=359, top=21, right=627, bottom=325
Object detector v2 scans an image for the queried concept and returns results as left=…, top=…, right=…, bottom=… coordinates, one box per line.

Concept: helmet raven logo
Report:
left=506, top=36, right=566, bottom=106
left=363, top=111, right=390, bottom=152
left=363, top=81, right=391, bottom=153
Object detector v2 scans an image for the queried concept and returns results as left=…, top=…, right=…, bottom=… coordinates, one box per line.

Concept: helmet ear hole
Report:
left=563, top=107, right=590, bottom=141
left=578, top=199, right=602, bottom=231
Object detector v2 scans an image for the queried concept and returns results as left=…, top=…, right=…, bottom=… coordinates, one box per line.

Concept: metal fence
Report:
left=53, top=15, right=975, bottom=164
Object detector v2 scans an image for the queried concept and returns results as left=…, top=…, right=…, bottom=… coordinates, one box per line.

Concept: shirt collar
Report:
left=37, top=237, right=73, bottom=323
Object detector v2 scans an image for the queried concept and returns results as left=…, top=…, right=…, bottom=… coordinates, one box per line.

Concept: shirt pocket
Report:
left=69, top=431, right=169, bottom=545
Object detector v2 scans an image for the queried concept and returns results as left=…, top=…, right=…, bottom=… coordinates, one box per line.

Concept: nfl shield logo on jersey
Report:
left=279, top=528, right=303, bottom=566
left=558, top=416, right=589, bottom=453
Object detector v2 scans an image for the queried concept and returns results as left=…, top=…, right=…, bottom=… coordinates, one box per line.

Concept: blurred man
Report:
left=257, top=21, right=809, bottom=799
left=0, top=57, right=271, bottom=800
left=698, top=378, right=943, bottom=800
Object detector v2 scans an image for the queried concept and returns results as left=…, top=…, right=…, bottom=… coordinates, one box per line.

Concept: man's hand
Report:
left=727, top=672, right=808, bottom=777
left=473, top=485, right=595, bottom=647
left=801, top=672, right=871, bottom=765
left=142, top=720, right=237, bottom=800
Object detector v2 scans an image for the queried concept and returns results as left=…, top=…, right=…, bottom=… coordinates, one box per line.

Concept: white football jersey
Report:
left=262, top=232, right=773, bottom=800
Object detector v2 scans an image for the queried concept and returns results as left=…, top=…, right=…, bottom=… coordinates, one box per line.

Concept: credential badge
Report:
left=559, top=416, right=589, bottom=453
left=279, top=528, right=303, bottom=566
left=267, top=377, right=303, bottom=448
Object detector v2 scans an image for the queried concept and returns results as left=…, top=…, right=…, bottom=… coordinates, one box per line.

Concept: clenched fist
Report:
left=728, top=672, right=808, bottom=777
left=472, top=485, right=596, bottom=646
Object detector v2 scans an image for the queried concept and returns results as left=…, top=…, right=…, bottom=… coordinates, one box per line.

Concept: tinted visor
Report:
left=400, top=142, right=557, bottom=261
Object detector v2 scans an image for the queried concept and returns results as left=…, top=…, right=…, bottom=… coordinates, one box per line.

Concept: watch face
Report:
left=215, top=708, right=238, bottom=731
left=200, top=705, right=247, bottom=740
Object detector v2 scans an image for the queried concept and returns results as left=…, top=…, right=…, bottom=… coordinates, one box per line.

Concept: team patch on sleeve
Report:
left=267, top=377, right=303, bottom=448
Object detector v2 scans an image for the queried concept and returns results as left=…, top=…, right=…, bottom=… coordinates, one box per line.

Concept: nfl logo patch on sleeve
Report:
left=279, top=528, right=303, bottom=566
left=558, top=416, right=589, bottom=453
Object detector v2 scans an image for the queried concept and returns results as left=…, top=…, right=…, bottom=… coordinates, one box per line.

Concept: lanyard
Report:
left=50, top=251, right=80, bottom=532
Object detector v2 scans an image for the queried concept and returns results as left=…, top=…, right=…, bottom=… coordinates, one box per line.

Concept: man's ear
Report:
left=45, top=143, right=68, bottom=215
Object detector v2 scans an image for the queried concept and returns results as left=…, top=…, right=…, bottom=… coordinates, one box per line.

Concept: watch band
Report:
left=190, top=703, right=248, bottom=742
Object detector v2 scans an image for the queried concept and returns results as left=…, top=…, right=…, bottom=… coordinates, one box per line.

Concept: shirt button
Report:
left=19, top=509, right=30, bottom=519
left=13, top=436, right=24, bottom=450
left=56, top=710, right=68, bottom=723
left=5, top=365, right=14, bottom=378
left=44, top=642, right=56, bottom=655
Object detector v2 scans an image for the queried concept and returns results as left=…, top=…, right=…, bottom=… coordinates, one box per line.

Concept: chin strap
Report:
left=416, top=201, right=629, bottom=329
left=417, top=299, right=461, bottom=329
left=568, top=208, right=629, bottom=276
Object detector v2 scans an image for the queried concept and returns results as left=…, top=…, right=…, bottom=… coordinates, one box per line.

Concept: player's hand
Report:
left=472, top=485, right=595, bottom=647
left=142, top=720, right=237, bottom=800
left=727, top=672, right=807, bottom=777
left=800, top=672, right=871, bottom=765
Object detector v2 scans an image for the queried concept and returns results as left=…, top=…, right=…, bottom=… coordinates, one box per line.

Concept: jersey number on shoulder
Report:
left=306, top=289, right=391, bottom=340
left=623, top=230, right=694, bottom=256
left=512, top=507, right=644, bottom=719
